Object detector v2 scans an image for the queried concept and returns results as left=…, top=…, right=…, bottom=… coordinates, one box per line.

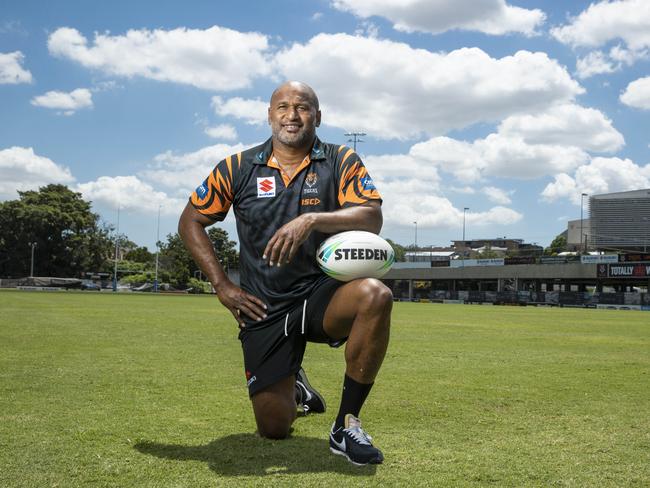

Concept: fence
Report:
left=393, top=288, right=650, bottom=309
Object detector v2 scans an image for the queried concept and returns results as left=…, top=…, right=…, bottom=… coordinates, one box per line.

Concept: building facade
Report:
left=589, top=189, right=650, bottom=252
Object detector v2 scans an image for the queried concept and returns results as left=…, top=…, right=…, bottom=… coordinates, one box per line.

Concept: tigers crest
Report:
left=305, top=172, right=318, bottom=188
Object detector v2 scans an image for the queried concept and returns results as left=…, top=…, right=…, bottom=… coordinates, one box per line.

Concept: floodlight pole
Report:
left=28, top=242, right=37, bottom=277
left=580, top=193, right=588, bottom=253
left=462, top=207, right=469, bottom=267
left=113, top=206, right=120, bottom=292
left=413, top=221, right=418, bottom=249
left=462, top=207, right=469, bottom=242
left=344, top=132, right=366, bottom=152
left=154, top=205, right=161, bottom=293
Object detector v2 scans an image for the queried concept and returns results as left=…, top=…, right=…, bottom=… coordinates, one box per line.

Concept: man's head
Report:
left=268, top=81, right=321, bottom=151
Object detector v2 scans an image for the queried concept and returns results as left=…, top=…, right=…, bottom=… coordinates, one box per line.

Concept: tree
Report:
left=158, top=227, right=239, bottom=286
left=385, top=238, right=406, bottom=262
left=124, top=246, right=154, bottom=264
left=0, top=185, right=112, bottom=277
left=545, top=235, right=567, bottom=255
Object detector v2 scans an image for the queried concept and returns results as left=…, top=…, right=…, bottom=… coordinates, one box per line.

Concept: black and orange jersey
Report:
left=189, top=136, right=382, bottom=328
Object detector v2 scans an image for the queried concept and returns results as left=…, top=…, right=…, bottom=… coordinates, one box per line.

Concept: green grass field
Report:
left=1, top=290, right=649, bottom=487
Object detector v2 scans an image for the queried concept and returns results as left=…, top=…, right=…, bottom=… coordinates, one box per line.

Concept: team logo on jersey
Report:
left=195, top=182, right=209, bottom=199
left=303, top=172, right=319, bottom=195
left=257, top=177, right=276, bottom=198
left=360, top=176, right=376, bottom=191
left=305, top=172, right=318, bottom=187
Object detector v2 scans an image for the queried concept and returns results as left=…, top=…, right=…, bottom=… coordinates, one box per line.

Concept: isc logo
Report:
left=301, top=198, right=321, bottom=206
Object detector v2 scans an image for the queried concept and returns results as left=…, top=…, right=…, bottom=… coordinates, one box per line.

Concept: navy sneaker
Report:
left=329, top=414, right=384, bottom=466
left=295, top=367, right=326, bottom=414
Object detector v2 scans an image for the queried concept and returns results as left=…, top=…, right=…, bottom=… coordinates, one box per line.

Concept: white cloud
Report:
left=379, top=184, right=522, bottom=229
left=364, top=153, right=440, bottom=185
left=409, top=136, right=486, bottom=182
left=575, top=51, right=617, bottom=79
left=542, top=157, right=650, bottom=203
left=620, top=76, right=650, bottom=110
left=552, top=1, right=650, bottom=75
left=541, top=173, right=577, bottom=203
left=609, top=44, right=649, bottom=65
left=450, top=186, right=476, bottom=194
left=273, top=34, right=582, bottom=139
left=78, top=142, right=253, bottom=221
left=398, top=103, right=620, bottom=182
left=575, top=46, right=649, bottom=79
left=142, top=142, right=248, bottom=195
left=0, top=147, right=75, bottom=199
left=575, top=157, right=650, bottom=195
left=363, top=153, right=520, bottom=230
left=211, top=96, right=268, bottom=125
left=551, top=0, right=650, bottom=50
left=47, top=26, right=271, bottom=91
left=204, top=124, right=238, bottom=141
left=331, top=0, right=545, bottom=36
left=0, top=51, right=32, bottom=84
left=354, top=20, right=380, bottom=38
left=409, top=133, right=589, bottom=182
left=30, top=88, right=93, bottom=114
left=497, top=104, right=624, bottom=153
left=311, top=12, right=324, bottom=21
left=75, top=176, right=183, bottom=216
left=482, top=186, right=512, bottom=205
left=478, top=134, right=589, bottom=179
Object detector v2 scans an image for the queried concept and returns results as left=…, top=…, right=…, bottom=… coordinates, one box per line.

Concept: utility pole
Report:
left=344, top=132, right=366, bottom=152
left=28, top=242, right=37, bottom=277
left=462, top=207, right=469, bottom=267
left=113, top=206, right=120, bottom=292
left=413, top=221, right=418, bottom=249
left=580, top=193, right=588, bottom=253
left=154, top=205, right=161, bottom=293
left=462, top=207, right=469, bottom=242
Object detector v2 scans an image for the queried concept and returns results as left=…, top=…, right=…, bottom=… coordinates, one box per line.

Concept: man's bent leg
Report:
left=322, top=278, right=392, bottom=465
left=251, top=375, right=297, bottom=439
left=323, top=278, right=393, bottom=384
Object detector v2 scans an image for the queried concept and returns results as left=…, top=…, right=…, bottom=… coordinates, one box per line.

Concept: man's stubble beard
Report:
left=272, top=124, right=316, bottom=149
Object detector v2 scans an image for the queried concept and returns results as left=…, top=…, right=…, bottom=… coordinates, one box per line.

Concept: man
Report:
left=178, top=81, right=392, bottom=466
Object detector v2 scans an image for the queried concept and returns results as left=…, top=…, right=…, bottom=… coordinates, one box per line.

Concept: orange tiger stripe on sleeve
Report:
left=189, top=158, right=235, bottom=220
left=337, top=154, right=382, bottom=207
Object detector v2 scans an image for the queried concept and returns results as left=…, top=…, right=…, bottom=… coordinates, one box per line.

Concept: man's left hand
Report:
left=263, top=214, right=315, bottom=266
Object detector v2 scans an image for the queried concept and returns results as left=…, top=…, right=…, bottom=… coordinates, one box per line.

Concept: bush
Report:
left=187, top=277, right=213, bottom=294
left=121, top=273, right=151, bottom=285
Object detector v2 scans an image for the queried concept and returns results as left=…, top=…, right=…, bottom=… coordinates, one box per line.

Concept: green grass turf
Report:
left=1, top=290, right=649, bottom=487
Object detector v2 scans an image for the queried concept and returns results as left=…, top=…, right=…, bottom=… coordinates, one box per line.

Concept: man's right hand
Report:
left=215, top=281, right=268, bottom=326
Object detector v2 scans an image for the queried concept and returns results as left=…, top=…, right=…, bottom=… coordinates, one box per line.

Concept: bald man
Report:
left=179, top=81, right=391, bottom=466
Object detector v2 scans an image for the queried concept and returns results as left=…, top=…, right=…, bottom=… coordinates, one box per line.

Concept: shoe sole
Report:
left=329, top=446, right=382, bottom=466
left=296, top=369, right=326, bottom=412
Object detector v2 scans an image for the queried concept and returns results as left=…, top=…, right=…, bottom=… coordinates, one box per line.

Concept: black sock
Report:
left=334, top=374, right=373, bottom=430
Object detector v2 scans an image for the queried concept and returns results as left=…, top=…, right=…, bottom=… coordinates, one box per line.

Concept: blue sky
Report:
left=2, top=0, right=650, bottom=251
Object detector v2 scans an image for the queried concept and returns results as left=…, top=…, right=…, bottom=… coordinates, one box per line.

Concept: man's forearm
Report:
left=308, top=203, right=382, bottom=235
left=178, top=214, right=230, bottom=290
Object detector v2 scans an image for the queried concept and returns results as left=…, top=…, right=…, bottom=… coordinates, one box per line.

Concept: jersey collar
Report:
left=253, top=136, right=326, bottom=165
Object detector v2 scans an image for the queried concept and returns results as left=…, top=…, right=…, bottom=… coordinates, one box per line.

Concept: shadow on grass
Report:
left=134, top=433, right=377, bottom=477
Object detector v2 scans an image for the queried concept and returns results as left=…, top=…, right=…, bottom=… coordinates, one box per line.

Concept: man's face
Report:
left=268, top=85, right=321, bottom=149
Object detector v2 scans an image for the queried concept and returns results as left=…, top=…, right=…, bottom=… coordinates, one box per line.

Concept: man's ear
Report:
left=267, top=107, right=272, bottom=125
left=315, top=110, right=321, bottom=127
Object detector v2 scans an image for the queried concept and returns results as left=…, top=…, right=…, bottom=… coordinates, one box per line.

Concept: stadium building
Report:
left=589, top=189, right=650, bottom=252
left=452, top=238, right=543, bottom=256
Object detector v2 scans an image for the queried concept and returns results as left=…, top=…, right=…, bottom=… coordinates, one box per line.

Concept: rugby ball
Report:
left=317, top=231, right=395, bottom=282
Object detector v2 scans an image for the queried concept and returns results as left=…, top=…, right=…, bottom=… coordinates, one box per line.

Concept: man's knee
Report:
left=251, top=378, right=297, bottom=439
left=358, top=278, right=393, bottom=314
left=257, top=414, right=293, bottom=439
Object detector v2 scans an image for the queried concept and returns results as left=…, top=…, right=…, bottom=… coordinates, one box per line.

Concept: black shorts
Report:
left=239, top=276, right=345, bottom=396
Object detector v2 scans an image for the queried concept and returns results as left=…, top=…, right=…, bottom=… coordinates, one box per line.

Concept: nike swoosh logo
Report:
left=330, top=434, right=346, bottom=451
